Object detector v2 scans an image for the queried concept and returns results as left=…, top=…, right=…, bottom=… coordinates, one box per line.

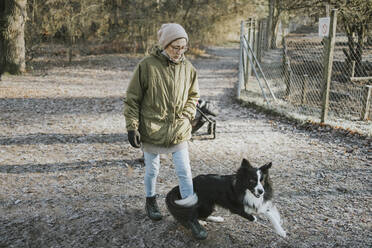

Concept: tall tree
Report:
left=268, top=0, right=324, bottom=49
left=268, top=0, right=372, bottom=72
left=332, top=0, right=372, bottom=76
left=283, top=0, right=372, bottom=75
left=0, top=0, right=27, bottom=77
left=267, top=0, right=274, bottom=49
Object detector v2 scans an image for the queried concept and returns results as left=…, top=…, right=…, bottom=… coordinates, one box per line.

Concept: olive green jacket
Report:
left=124, top=48, right=200, bottom=147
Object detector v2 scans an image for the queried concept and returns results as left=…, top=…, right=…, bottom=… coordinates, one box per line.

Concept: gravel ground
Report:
left=0, top=46, right=371, bottom=248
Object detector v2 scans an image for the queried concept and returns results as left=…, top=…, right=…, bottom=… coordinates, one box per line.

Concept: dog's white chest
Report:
left=243, top=190, right=264, bottom=214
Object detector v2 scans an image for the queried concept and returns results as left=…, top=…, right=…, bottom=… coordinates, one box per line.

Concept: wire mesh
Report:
left=280, top=35, right=324, bottom=116
left=238, top=18, right=372, bottom=136
left=330, top=35, right=372, bottom=120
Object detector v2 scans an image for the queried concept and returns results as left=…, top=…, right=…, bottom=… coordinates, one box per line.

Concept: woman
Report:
left=124, top=23, right=205, bottom=238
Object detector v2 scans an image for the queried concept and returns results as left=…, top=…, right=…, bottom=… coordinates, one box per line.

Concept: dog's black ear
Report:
left=260, top=162, right=272, bottom=173
left=241, top=158, right=252, bottom=168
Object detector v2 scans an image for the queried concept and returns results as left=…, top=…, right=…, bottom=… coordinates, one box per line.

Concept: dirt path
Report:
left=0, top=46, right=371, bottom=248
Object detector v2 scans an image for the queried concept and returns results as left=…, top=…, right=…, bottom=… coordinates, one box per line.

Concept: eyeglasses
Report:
left=169, top=44, right=188, bottom=52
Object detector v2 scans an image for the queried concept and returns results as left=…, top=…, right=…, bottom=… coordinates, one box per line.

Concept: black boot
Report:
left=145, top=195, right=162, bottom=221
left=187, top=218, right=208, bottom=240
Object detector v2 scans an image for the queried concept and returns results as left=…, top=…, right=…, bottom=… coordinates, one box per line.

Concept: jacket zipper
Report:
left=166, top=63, right=176, bottom=146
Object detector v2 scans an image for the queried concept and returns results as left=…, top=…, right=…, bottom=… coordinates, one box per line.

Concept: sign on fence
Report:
left=319, top=17, right=330, bottom=37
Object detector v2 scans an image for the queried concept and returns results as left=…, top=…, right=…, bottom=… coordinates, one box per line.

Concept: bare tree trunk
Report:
left=271, top=8, right=281, bottom=49
left=108, top=0, right=119, bottom=38
left=267, top=0, right=274, bottom=50
left=182, top=0, right=194, bottom=22
left=343, top=21, right=367, bottom=77
left=0, top=0, right=27, bottom=75
left=0, top=1, right=5, bottom=79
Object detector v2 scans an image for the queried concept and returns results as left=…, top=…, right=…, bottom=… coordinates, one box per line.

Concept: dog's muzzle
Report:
left=254, top=188, right=264, bottom=198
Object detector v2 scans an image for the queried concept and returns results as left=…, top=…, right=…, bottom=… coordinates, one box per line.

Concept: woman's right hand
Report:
left=128, top=130, right=141, bottom=148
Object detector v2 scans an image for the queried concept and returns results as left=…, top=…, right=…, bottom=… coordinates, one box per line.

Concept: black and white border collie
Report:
left=166, top=159, right=286, bottom=238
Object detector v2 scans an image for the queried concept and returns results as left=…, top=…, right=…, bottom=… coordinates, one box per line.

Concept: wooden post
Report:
left=325, top=3, right=330, bottom=17
left=302, top=74, right=309, bottom=104
left=350, top=60, right=356, bottom=77
left=321, top=9, right=337, bottom=123
left=361, top=85, right=372, bottom=121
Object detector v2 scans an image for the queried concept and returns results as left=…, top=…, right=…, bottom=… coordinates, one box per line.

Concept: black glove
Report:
left=128, top=130, right=141, bottom=148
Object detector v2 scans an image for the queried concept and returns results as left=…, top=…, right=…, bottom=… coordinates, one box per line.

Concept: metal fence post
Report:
left=245, top=18, right=253, bottom=90
left=321, top=9, right=337, bottom=123
left=282, top=37, right=292, bottom=98
left=257, top=19, right=264, bottom=63
left=237, top=20, right=245, bottom=99
left=253, top=19, right=258, bottom=75
left=249, top=19, right=255, bottom=75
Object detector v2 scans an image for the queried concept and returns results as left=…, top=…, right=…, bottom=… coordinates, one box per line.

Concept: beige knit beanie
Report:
left=157, top=23, right=188, bottom=49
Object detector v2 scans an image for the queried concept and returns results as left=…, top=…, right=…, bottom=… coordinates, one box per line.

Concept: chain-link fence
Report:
left=237, top=13, right=372, bottom=136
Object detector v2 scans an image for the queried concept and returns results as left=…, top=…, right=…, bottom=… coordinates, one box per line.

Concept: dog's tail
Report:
left=165, top=186, right=198, bottom=226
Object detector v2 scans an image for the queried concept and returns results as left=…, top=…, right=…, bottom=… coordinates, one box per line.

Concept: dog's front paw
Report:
left=199, top=220, right=207, bottom=226
left=206, top=216, right=224, bottom=223
left=277, top=229, right=286, bottom=238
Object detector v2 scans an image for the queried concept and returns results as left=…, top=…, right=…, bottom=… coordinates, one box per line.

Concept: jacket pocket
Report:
left=149, top=121, right=162, bottom=134
left=143, top=119, right=166, bottom=143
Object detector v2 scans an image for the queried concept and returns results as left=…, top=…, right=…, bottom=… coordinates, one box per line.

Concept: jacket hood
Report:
left=149, top=46, right=167, bottom=61
left=150, top=45, right=185, bottom=65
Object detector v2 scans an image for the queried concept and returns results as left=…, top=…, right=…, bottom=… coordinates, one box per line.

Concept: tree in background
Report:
left=267, top=0, right=324, bottom=49
left=331, top=0, right=372, bottom=76
left=39, top=0, right=101, bottom=61
left=0, top=0, right=4, bottom=79
left=1, top=0, right=267, bottom=69
left=267, top=0, right=371, bottom=77
left=0, top=0, right=27, bottom=76
left=19, top=0, right=262, bottom=58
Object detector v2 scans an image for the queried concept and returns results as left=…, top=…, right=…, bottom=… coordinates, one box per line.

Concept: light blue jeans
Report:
left=144, top=148, right=194, bottom=199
